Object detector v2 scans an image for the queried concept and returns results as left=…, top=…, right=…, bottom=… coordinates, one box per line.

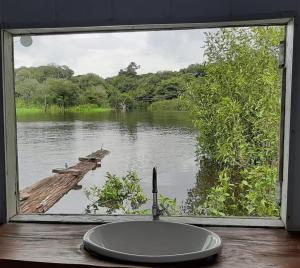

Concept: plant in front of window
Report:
left=84, top=171, right=148, bottom=215
left=84, top=171, right=179, bottom=216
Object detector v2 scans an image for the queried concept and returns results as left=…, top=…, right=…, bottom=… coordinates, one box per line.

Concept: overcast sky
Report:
left=14, top=28, right=213, bottom=78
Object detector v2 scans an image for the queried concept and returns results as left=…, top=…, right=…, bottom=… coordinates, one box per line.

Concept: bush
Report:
left=84, top=171, right=179, bottom=215
left=84, top=171, right=148, bottom=214
left=184, top=27, right=284, bottom=216
left=148, top=99, right=187, bottom=111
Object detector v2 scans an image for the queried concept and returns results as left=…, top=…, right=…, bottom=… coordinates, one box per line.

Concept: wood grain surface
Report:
left=0, top=223, right=300, bottom=267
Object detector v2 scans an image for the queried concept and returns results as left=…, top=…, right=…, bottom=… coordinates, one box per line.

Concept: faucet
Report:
left=152, top=167, right=163, bottom=220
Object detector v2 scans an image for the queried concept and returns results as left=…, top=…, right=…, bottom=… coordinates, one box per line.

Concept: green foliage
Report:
left=239, top=166, right=279, bottom=216
left=16, top=64, right=73, bottom=83
left=118, top=62, right=140, bottom=76
left=203, top=169, right=236, bottom=216
left=71, top=73, right=105, bottom=89
left=159, top=194, right=179, bottom=216
left=182, top=159, right=221, bottom=215
left=84, top=171, right=180, bottom=216
left=15, top=78, right=40, bottom=104
left=154, top=76, right=187, bottom=100
left=148, top=98, right=187, bottom=112
left=180, top=63, right=206, bottom=77
left=84, top=171, right=148, bottom=214
left=107, top=62, right=140, bottom=93
left=79, top=86, right=108, bottom=107
left=184, top=26, right=284, bottom=217
left=15, top=62, right=193, bottom=112
left=44, top=78, right=80, bottom=108
left=202, top=166, right=279, bottom=217
left=15, top=65, right=110, bottom=110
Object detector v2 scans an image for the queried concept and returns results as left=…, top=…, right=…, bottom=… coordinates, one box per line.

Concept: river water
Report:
left=17, top=110, right=199, bottom=214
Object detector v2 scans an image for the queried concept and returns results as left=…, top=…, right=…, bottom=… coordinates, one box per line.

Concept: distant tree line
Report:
left=15, top=62, right=205, bottom=111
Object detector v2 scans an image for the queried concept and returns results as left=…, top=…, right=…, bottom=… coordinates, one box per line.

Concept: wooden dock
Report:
left=19, top=149, right=110, bottom=214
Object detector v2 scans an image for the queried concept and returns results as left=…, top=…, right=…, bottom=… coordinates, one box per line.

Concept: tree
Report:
left=118, top=62, right=140, bottom=76
left=134, top=73, right=169, bottom=104
left=184, top=26, right=284, bottom=216
left=44, top=78, right=80, bottom=109
left=106, top=62, right=141, bottom=93
left=155, top=75, right=187, bottom=100
left=15, top=67, right=33, bottom=82
left=16, top=64, right=74, bottom=83
left=15, top=78, right=40, bottom=103
left=80, top=85, right=108, bottom=107
left=72, top=73, right=104, bottom=89
left=180, top=64, right=206, bottom=78
left=119, top=92, right=134, bottom=111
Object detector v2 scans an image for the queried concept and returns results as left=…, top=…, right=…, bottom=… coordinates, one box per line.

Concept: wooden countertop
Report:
left=0, top=223, right=300, bottom=267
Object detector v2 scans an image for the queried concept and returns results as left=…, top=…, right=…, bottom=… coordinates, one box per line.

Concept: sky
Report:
left=13, top=28, right=213, bottom=78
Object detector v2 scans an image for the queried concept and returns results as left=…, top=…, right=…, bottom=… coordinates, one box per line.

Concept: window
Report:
left=0, top=17, right=296, bottom=229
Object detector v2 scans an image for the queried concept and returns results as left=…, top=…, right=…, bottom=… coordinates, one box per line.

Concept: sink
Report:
left=83, top=221, right=222, bottom=263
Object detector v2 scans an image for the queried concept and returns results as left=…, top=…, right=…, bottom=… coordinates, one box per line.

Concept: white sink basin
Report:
left=83, top=221, right=222, bottom=263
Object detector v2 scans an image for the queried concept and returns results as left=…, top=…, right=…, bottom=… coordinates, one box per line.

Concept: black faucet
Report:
left=152, top=167, right=162, bottom=220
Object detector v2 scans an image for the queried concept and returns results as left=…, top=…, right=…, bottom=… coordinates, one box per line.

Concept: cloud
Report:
left=14, top=28, right=213, bottom=78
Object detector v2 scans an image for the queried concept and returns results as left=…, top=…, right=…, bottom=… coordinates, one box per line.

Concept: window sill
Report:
left=11, top=214, right=284, bottom=228
left=0, top=222, right=299, bottom=267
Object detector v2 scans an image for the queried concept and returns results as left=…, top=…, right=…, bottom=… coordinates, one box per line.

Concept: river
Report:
left=17, top=110, right=199, bottom=214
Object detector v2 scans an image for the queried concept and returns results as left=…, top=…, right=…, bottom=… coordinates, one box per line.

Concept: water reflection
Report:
left=182, top=159, right=220, bottom=215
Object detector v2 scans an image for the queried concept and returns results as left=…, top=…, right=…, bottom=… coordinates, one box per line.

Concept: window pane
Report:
left=14, top=26, right=284, bottom=217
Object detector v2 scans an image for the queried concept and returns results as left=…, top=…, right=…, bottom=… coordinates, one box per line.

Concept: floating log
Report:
left=20, top=149, right=110, bottom=214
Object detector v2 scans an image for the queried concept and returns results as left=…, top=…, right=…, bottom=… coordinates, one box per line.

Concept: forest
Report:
left=15, top=61, right=202, bottom=112
left=16, top=26, right=284, bottom=217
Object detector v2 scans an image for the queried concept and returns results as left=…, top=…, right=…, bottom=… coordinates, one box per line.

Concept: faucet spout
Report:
left=152, top=167, right=161, bottom=220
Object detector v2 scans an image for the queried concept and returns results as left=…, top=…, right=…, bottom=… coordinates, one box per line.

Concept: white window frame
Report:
left=0, top=18, right=295, bottom=229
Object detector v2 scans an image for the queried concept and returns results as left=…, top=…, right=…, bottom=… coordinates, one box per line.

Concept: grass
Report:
left=16, top=104, right=112, bottom=116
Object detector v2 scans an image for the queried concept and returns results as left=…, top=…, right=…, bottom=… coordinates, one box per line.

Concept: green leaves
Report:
left=184, top=26, right=283, bottom=217
left=84, top=171, right=180, bottom=216
left=15, top=65, right=110, bottom=109
left=159, top=194, right=179, bottom=216
left=84, top=171, right=148, bottom=214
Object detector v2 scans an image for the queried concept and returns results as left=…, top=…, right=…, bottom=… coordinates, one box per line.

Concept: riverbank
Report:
left=16, top=105, right=112, bottom=116
left=16, top=98, right=188, bottom=117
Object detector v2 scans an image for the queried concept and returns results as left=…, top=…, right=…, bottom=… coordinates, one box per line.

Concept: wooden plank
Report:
left=19, top=149, right=109, bottom=214
left=10, top=214, right=284, bottom=228
left=0, top=223, right=299, bottom=267
left=79, top=157, right=101, bottom=162
left=79, top=150, right=106, bottom=162
left=52, top=168, right=81, bottom=175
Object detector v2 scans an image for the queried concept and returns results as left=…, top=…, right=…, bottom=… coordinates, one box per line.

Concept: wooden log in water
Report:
left=19, top=149, right=110, bottom=214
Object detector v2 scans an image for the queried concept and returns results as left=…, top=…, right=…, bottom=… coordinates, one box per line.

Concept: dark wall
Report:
left=0, top=0, right=298, bottom=29
left=0, top=0, right=300, bottom=228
